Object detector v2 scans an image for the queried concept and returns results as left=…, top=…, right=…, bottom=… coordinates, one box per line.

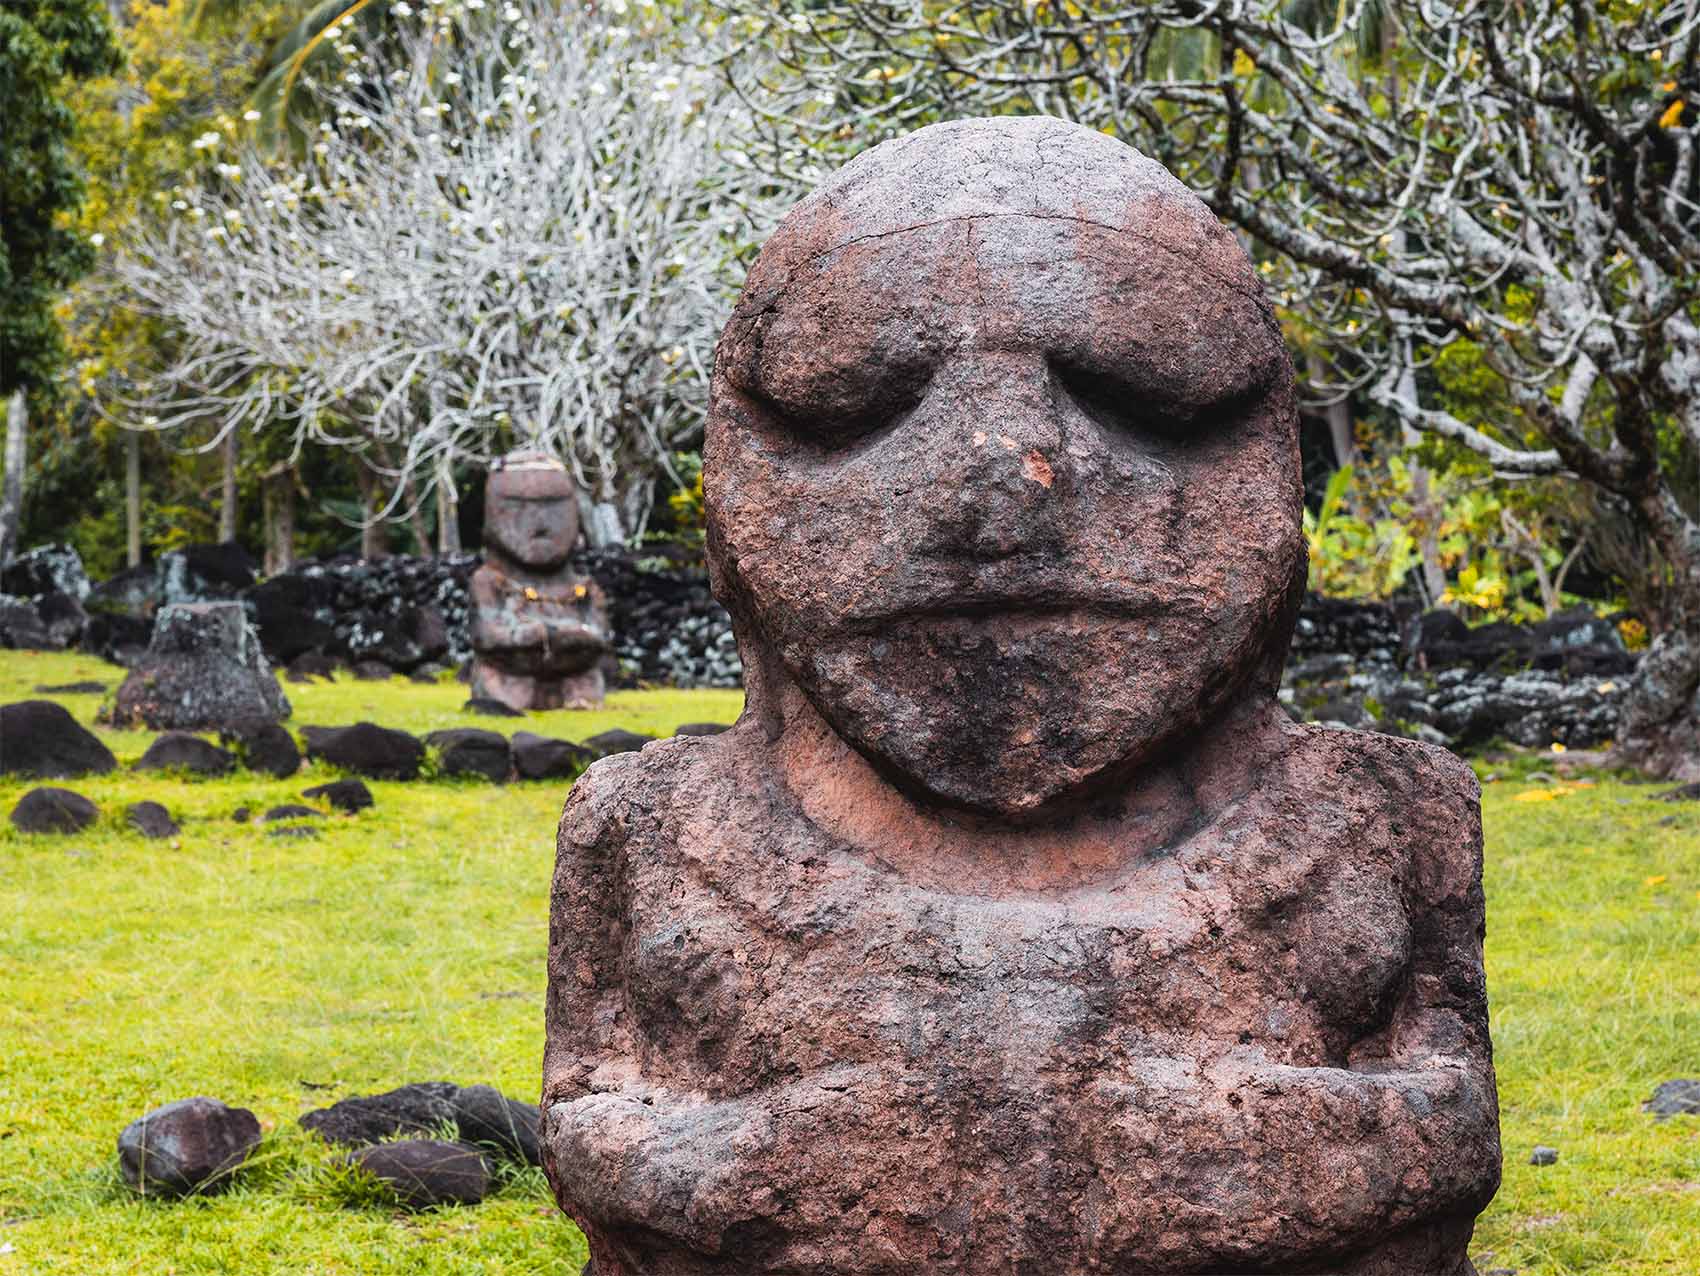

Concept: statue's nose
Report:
left=916, top=353, right=1069, bottom=562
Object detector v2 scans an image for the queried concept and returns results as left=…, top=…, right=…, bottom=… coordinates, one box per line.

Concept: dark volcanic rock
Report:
left=0, top=701, right=117, bottom=777
left=35, top=590, right=88, bottom=649
left=674, top=721, right=731, bottom=737
left=117, top=1097, right=262, bottom=1197
left=2, top=543, right=90, bottom=601
left=301, top=722, right=424, bottom=780
left=348, top=1139, right=490, bottom=1210
left=351, top=660, right=393, bottom=681
left=1656, top=782, right=1700, bottom=802
left=452, top=1085, right=541, bottom=1166
left=34, top=680, right=108, bottom=695
left=424, top=728, right=510, bottom=782
left=78, top=610, right=153, bottom=666
left=126, top=801, right=180, bottom=839
left=10, top=786, right=99, bottom=834
left=221, top=722, right=301, bottom=778
left=300, top=1082, right=460, bottom=1147
left=285, top=650, right=341, bottom=682
left=1644, top=1079, right=1700, bottom=1119
left=160, top=541, right=256, bottom=603
left=510, top=732, right=594, bottom=781
left=263, top=804, right=323, bottom=822
left=1529, top=1146, right=1559, bottom=1166
left=302, top=778, right=374, bottom=813
left=0, top=594, right=52, bottom=648
left=135, top=732, right=237, bottom=777
left=581, top=728, right=653, bottom=759
left=111, top=602, right=290, bottom=731
left=463, top=696, right=524, bottom=718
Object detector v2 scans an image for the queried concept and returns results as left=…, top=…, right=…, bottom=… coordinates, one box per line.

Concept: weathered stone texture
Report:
left=110, top=602, right=289, bottom=730
left=542, top=116, right=1499, bottom=1276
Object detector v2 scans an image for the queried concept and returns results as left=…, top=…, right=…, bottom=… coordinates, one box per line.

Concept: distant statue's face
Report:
left=485, top=462, right=578, bottom=572
left=706, top=119, right=1304, bottom=821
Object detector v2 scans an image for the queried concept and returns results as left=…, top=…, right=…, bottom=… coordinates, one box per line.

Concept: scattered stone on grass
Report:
left=221, top=721, right=301, bottom=779
left=33, top=680, right=108, bottom=695
left=674, top=722, right=731, bottom=737
left=300, top=722, right=425, bottom=780
left=268, top=825, right=319, bottom=839
left=510, top=732, right=594, bottom=781
left=286, top=651, right=340, bottom=683
left=1655, top=782, right=1700, bottom=802
left=110, top=602, right=290, bottom=730
left=264, top=804, right=323, bottom=822
left=302, top=779, right=374, bottom=813
left=348, top=1140, right=490, bottom=1210
left=232, top=806, right=251, bottom=823
left=581, top=728, right=653, bottom=759
left=134, top=732, right=236, bottom=777
left=351, top=660, right=393, bottom=681
left=0, top=701, right=117, bottom=778
left=424, top=728, right=511, bottom=782
left=1529, top=1146, right=1559, bottom=1166
left=10, top=786, right=98, bottom=834
left=116, top=1097, right=262, bottom=1198
left=451, top=1085, right=541, bottom=1166
left=126, top=801, right=179, bottom=839
left=1643, top=1078, right=1700, bottom=1119
left=463, top=696, right=524, bottom=718
left=300, top=1082, right=460, bottom=1147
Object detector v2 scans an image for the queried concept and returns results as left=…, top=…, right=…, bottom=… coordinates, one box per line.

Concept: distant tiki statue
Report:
left=542, top=118, right=1500, bottom=1276
left=469, top=451, right=609, bottom=711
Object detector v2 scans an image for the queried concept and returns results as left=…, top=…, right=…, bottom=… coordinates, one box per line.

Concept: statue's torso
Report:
left=546, top=723, right=1493, bottom=1276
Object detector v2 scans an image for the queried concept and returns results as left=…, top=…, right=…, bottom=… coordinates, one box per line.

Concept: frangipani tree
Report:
left=113, top=0, right=779, bottom=547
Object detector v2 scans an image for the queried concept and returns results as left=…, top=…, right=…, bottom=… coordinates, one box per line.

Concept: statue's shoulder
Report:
left=1279, top=722, right=1483, bottom=906
left=557, top=728, right=741, bottom=857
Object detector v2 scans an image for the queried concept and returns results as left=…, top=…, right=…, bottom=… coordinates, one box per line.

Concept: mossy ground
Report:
left=1, top=650, right=1696, bottom=1274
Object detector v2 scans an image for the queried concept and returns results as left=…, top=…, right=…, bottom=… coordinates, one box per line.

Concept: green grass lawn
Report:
left=1, top=649, right=1696, bottom=1274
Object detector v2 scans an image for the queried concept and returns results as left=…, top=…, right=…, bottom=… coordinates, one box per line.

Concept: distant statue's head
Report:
left=705, top=117, right=1305, bottom=821
left=484, top=450, right=578, bottom=572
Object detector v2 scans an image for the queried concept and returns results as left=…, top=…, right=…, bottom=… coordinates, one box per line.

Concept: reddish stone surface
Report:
left=470, top=451, right=610, bottom=710
left=543, top=117, right=1499, bottom=1276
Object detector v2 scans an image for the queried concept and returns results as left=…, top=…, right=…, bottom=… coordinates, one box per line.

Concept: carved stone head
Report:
left=483, top=450, right=579, bottom=573
left=706, top=117, right=1305, bottom=821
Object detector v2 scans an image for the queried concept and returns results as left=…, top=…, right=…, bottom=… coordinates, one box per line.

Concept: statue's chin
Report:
left=782, top=615, right=1222, bottom=823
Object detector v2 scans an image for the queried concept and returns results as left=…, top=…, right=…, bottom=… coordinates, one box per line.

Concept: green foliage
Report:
left=0, top=0, right=121, bottom=397
left=1302, top=463, right=1421, bottom=599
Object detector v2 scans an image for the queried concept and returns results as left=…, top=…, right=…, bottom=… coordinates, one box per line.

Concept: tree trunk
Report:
left=355, top=457, right=387, bottom=560
left=0, top=392, right=25, bottom=566
left=1392, top=357, right=1448, bottom=608
left=125, top=430, right=142, bottom=568
left=1306, top=351, right=1356, bottom=468
left=436, top=456, right=461, bottom=555
left=262, top=464, right=295, bottom=576
left=219, top=430, right=239, bottom=543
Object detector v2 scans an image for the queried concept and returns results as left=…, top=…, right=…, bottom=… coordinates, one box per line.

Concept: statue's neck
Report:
left=758, top=670, right=1290, bottom=896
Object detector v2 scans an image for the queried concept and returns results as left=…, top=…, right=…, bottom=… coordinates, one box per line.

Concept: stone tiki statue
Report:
left=543, top=118, right=1500, bottom=1275
left=470, top=451, right=610, bottom=711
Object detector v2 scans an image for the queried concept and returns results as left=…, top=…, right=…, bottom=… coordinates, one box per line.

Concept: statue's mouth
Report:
left=833, top=590, right=1166, bottom=636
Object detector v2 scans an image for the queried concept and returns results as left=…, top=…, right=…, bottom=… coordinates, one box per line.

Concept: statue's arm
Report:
left=470, top=575, right=547, bottom=652
left=541, top=755, right=640, bottom=1116
left=1132, top=749, right=1499, bottom=1267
